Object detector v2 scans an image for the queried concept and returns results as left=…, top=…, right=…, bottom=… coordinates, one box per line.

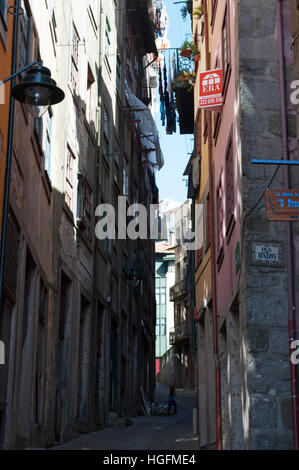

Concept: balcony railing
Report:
left=170, top=279, right=186, bottom=301
left=169, top=321, right=189, bottom=345
left=169, top=327, right=175, bottom=345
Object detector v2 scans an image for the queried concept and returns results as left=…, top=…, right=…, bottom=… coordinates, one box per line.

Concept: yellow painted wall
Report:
left=193, top=0, right=213, bottom=311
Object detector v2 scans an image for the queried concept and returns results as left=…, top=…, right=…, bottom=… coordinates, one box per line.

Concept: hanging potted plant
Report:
left=180, top=39, right=193, bottom=58
left=179, top=40, right=200, bottom=61
left=192, top=5, right=204, bottom=19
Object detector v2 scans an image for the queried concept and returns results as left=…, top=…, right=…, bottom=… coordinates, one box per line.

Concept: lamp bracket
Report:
left=2, top=61, right=41, bottom=85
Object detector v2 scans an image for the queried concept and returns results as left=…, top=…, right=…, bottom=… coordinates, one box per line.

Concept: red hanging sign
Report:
left=199, top=68, right=223, bottom=110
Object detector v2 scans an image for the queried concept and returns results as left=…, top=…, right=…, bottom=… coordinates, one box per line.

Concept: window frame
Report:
left=216, top=170, right=225, bottom=267
left=221, top=2, right=231, bottom=100
left=102, top=106, right=110, bottom=162
left=225, top=135, right=235, bottom=240
left=65, top=145, right=76, bottom=212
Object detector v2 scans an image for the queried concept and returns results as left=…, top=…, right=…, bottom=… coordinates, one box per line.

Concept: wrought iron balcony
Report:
left=169, top=279, right=186, bottom=301
left=169, top=321, right=189, bottom=345
left=169, top=327, right=175, bottom=345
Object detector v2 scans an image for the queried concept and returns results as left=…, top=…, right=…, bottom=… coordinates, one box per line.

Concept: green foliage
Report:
left=179, top=39, right=200, bottom=56
left=192, top=6, right=204, bottom=18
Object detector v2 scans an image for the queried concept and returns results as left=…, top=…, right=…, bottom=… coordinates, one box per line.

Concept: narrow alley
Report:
left=1, top=0, right=299, bottom=456
left=50, top=384, right=198, bottom=451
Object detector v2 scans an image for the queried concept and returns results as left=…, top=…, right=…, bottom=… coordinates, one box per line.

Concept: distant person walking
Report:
left=167, top=385, right=177, bottom=415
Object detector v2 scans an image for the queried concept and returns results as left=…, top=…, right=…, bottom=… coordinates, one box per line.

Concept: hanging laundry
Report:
left=159, top=63, right=166, bottom=126
left=164, top=60, right=172, bottom=134
left=160, top=52, right=176, bottom=134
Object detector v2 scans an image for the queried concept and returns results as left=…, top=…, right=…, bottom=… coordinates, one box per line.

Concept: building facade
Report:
left=155, top=241, right=175, bottom=373
left=0, top=0, right=13, bottom=243
left=0, top=0, right=14, bottom=443
left=157, top=200, right=195, bottom=389
left=190, top=0, right=299, bottom=450
left=0, top=0, right=159, bottom=449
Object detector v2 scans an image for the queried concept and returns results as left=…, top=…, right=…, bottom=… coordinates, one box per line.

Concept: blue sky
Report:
left=155, top=0, right=193, bottom=204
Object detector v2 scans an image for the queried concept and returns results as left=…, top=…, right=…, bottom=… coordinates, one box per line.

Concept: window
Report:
left=203, top=109, right=208, bottom=143
left=59, top=272, right=71, bottom=342
left=0, top=0, right=7, bottom=23
left=225, top=138, right=235, bottom=235
left=114, top=134, right=121, bottom=186
left=33, top=115, right=43, bottom=152
left=156, top=277, right=166, bottom=305
left=51, top=4, right=58, bottom=43
left=116, top=55, right=122, bottom=95
left=18, top=1, right=32, bottom=69
left=77, top=177, right=93, bottom=242
left=0, top=0, right=8, bottom=50
left=205, top=194, right=211, bottom=252
left=71, top=23, right=80, bottom=93
left=72, top=22, right=80, bottom=66
left=103, top=107, right=110, bottom=161
left=156, top=317, right=166, bottom=337
left=35, top=278, right=48, bottom=425
left=44, top=107, right=53, bottom=179
left=123, top=155, right=129, bottom=201
left=65, top=146, right=75, bottom=211
left=216, top=172, right=224, bottom=264
left=195, top=110, right=202, bottom=156
left=105, top=17, right=111, bottom=58
left=222, top=4, right=231, bottom=92
left=160, top=287, right=166, bottom=305
left=39, top=279, right=48, bottom=326
left=89, top=0, right=98, bottom=30
left=168, top=260, right=175, bottom=273
left=211, top=0, right=218, bottom=28
left=87, top=64, right=95, bottom=126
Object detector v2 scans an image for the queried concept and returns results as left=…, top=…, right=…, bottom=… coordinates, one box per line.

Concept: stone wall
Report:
left=238, top=0, right=294, bottom=449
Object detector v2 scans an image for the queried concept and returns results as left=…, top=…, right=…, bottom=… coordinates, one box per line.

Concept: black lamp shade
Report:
left=11, top=65, right=65, bottom=106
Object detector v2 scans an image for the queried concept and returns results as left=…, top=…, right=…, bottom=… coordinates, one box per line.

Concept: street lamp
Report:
left=0, top=61, right=65, bottom=315
left=2, top=61, right=65, bottom=106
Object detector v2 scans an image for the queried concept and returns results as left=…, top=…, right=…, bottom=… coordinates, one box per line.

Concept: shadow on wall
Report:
left=156, top=346, right=175, bottom=386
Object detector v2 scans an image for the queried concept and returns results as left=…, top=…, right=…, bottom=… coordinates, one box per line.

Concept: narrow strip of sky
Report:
left=155, top=0, right=193, bottom=204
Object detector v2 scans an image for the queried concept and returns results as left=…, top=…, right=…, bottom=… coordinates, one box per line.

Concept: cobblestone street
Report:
left=50, top=384, right=198, bottom=451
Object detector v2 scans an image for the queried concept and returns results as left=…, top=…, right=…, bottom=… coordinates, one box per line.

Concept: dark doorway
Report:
left=55, top=271, right=71, bottom=442
left=109, top=318, right=118, bottom=412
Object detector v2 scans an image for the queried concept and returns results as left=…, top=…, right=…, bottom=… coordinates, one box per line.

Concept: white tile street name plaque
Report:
left=251, top=241, right=284, bottom=267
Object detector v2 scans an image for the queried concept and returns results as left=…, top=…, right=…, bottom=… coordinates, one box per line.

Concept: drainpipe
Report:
left=277, top=0, right=299, bottom=450
left=0, top=0, right=19, bottom=312
left=203, top=0, right=222, bottom=450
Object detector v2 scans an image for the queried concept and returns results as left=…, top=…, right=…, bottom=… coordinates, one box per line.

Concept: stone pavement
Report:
left=50, top=383, right=199, bottom=450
